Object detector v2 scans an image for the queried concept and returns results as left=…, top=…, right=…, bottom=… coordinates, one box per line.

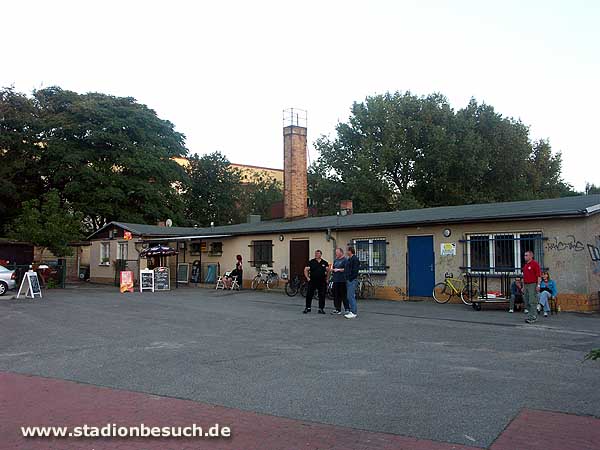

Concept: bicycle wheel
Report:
left=300, top=282, right=308, bottom=298
left=363, top=282, right=376, bottom=299
left=461, top=284, right=479, bottom=305
left=326, top=282, right=334, bottom=300
left=285, top=280, right=299, bottom=297
left=268, top=273, right=280, bottom=289
left=432, top=282, right=453, bottom=304
left=251, top=276, right=261, bottom=290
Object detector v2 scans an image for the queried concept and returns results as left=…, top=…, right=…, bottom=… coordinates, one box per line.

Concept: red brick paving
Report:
left=490, top=408, right=600, bottom=450
left=1, top=371, right=599, bottom=450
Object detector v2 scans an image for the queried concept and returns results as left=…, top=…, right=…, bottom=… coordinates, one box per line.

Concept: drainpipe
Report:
left=327, top=228, right=336, bottom=260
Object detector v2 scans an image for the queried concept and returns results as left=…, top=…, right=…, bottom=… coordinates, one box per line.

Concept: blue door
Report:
left=408, top=236, right=435, bottom=297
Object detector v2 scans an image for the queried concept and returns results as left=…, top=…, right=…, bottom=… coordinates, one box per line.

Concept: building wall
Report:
left=89, top=238, right=141, bottom=284
left=87, top=214, right=600, bottom=311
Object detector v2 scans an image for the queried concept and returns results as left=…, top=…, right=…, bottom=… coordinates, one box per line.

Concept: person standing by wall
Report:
left=345, top=246, right=360, bottom=319
left=523, top=250, right=542, bottom=324
left=330, top=248, right=349, bottom=315
left=303, top=250, right=329, bottom=314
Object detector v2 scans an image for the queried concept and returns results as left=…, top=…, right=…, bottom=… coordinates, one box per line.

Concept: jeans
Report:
left=524, top=283, right=537, bottom=321
left=346, top=279, right=358, bottom=314
left=538, top=291, right=552, bottom=313
left=510, top=294, right=523, bottom=310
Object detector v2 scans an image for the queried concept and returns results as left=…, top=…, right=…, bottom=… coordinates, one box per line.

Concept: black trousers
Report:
left=333, top=281, right=349, bottom=311
left=306, top=280, right=326, bottom=309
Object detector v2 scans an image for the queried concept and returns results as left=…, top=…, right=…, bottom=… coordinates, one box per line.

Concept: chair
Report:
left=215, top=271, right=230, bottom=290
left=230, top=275, right=240, bottom=291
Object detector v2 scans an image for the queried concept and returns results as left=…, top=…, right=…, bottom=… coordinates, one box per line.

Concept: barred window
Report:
left=466, top=233, right=543, bottom=273
left=353, top=238, right=387, bottom=273
left=251, top=240, right=273, bottom=268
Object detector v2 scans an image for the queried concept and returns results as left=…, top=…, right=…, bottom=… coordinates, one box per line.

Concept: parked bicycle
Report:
left=432, top=272, right=479, bottom=305
left=357, top=272, right=376, bottom=299
left=284, top=274, right=308, bottom=297
left=251, top=265, right=280, bottom=290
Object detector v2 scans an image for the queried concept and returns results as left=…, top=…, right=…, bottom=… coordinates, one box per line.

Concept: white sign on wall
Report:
left=440, top=242, right=457, bottom=256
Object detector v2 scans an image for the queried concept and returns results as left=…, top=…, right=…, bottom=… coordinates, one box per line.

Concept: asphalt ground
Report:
left=1, top=285, right=599, bottom=447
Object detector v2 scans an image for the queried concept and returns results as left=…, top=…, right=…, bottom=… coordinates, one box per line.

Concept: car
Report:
left=0, top=265, right=17, bottom=295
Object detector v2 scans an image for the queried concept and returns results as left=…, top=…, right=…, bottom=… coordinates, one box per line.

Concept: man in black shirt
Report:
left=303, top=249, right=329, bottom=314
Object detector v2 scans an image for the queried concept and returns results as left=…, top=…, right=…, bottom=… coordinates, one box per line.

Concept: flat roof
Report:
left=87, top=194, right=600, bottom=240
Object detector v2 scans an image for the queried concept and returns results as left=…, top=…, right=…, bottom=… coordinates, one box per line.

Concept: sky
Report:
left=2, top=0, right=599, bottom=190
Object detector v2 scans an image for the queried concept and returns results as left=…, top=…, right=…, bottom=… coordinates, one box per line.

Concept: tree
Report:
left=310, top=91, right=571, bottom=214
left=237, top=172, right=283, bottom=220
left=0, top=86, right=188, bottom=233
left=0, top=87, right=45, bottom=233
left=585, top=183, right=600, bottom=195
left=182, top=152, right=242, bottom=226
left=9, top=190, right=83, bottom=258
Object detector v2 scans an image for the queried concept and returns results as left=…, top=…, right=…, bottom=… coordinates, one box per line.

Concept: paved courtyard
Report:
left=1, top=285, right=599, bottom=449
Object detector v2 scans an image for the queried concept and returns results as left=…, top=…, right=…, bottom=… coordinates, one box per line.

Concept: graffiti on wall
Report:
left=589, top=236, right=600, bottom=275
left=545, top=235, right=585, bottom=252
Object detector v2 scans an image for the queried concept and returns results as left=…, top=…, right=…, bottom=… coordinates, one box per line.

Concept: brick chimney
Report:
left=340, top=199, right=353, bottom=216
left=283, top=108, right=308, bottom=220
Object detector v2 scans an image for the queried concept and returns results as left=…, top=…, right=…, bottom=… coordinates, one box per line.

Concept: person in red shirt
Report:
left=522, top=250, right=542, bottom=323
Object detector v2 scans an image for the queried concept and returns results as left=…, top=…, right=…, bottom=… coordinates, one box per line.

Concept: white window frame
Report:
left=352, top=237, right=387, bottom=274
left=466, top=232, right=542, bottom=274
left=100, top=242, right=111, bottom=266
left=117, top=242, right=128, bottom=261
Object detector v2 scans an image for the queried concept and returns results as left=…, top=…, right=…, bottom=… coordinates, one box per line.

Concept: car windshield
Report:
left=0, top=266, right=11, bottom=273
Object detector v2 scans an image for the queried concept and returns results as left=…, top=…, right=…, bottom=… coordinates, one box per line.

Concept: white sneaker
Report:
left=344, top=312, right=356, bottom=319
left=536, top=304, right=542, bottom=313
left=524, top=309, right=529, bottom=314
left=508, top=309, right=514, bottom=313
left=543, top=312, right=548, bottom=317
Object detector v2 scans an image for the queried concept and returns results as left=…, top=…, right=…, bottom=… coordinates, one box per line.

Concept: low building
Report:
left=86, top=194, right=600, bottom=312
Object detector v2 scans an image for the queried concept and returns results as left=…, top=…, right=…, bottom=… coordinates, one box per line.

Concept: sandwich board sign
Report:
left=17, top=270, right=43, bottom=299
left=140, top=268, right=154, bottom=292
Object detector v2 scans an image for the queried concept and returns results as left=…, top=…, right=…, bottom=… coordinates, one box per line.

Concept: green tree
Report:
left=0, top=86, right=188, bottom=233
left=0, top=87, right=45, bottom=233
left=9, top=190, right=83, bottom=258
left=182, top=152, right=242, bottom=226
left=310, top=91, right=571, bottom=214
left=238, top=172, right=283, bottom=219
left=585, top=183, right=600, bottom=195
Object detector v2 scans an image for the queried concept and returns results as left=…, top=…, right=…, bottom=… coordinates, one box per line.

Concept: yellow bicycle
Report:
left=432, top=273, right=479, bottom=305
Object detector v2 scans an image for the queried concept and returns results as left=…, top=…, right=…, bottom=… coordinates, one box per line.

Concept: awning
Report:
left=139, top=245, right=179, bottom=258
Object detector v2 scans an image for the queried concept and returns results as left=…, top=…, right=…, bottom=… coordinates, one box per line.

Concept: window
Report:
left=353, top=238, right=387, bottom=273
left=100, top=242, right=111, bottom=265
left=466, top=232, right=543, bottom=273
left=251, top=240, right=273, bottom=267
left=209, top=242, right=223, bottom=256
left=117, top=242, right=128, bottom=261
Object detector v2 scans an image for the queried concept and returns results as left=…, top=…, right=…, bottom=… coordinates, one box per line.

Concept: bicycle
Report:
left=357, top=272, right=376, bottom=299
left=432, top=273, right=479, bottom=305
left=251, top=265, right=280, bottom=290
left=285, top=274, right=308, bottom=297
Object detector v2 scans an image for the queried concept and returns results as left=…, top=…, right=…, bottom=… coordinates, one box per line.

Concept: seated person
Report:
left=537, top=271, right=558, bottom=317
left=223, top=255, right=243, bottom=289
left=509, top=276, right=524, bottom=313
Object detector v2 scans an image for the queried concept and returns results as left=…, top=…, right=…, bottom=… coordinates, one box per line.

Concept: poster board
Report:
left=120, top=270, right=134, bottom=293
left=440, top=243, right=457, bottom=256
left=140, top=269, right=154, bottom=292
left=177, top=263, right=190, bottom=284
left=154, top=267, right=170, bottom=291
left=16, top=271, right=42, bottom=299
